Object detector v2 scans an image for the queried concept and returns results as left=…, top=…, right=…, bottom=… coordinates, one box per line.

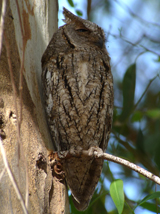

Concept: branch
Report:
left=57, top=149, right=160, bottom=185
left=134, top=75, right=158, bottom=110
left=113, top=134, right=159, bottom=176
left=0, top=137, right=28, bottom=214
left=110, top=32, right=160, bottom=60
left=101, top=152, right=160, bottom=185
left=87, top=0, right=91, bottom=20
left=114, top=0, right=160, bottom=28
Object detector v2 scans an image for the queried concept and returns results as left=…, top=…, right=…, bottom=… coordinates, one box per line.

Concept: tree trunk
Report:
left=0, top=0, right=69, bottom=213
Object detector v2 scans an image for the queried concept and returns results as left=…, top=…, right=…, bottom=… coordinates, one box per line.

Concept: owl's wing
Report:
left=42, top=67, right=60, bottom=151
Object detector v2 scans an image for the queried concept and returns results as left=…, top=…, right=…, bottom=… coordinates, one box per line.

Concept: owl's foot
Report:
left=88, top=146, right=104, bottom=158
left=49, top=152, right=65, bottom=180
left=57, top=146, right=104, bottom=159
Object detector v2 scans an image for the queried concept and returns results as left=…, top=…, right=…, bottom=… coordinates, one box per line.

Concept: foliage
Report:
left=60, top=0, right=160, bottom=213
left=110, top=180, right=124, bottom=214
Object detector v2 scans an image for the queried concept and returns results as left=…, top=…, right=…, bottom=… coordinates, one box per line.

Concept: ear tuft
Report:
left=63, top=7, right=76, bottom=24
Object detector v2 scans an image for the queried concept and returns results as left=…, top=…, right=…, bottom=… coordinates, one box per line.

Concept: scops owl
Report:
left=41, top=7, right=113, bottom=211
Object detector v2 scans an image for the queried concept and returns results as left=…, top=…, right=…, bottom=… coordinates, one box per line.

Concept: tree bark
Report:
left=0, top=0, right=69, bottom=213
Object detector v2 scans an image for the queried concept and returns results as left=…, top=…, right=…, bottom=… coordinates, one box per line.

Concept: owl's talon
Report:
left=58, top=150, right=69, bottom=159
left=88, top=147, right=104, bottom=158
left=48, top=152, right=65, bottom=180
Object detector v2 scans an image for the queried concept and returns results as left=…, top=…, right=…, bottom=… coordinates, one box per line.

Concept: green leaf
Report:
left=67, top=0, right=74, bottom=7
left=135, top=192, right=160, bottom=210
left=131, top=110, right=143, bottom=122
left=76, top=10, right=83, bottom=16
left=140, top=202, right=160, bottom=213
left=119, top=63, right=136, bottom=122
left=146, top=109, right=160, bottom=119
left=110, top=180, right=124, bottom=214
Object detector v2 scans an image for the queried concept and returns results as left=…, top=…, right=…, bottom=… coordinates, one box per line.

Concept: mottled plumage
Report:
left=41, top=7, right=113, bottom=211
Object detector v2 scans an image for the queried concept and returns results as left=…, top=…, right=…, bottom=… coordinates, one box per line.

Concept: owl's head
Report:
left=62, top=7, right=106, bottom=50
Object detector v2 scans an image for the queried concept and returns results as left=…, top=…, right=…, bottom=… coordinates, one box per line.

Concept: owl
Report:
left=41, top=7, right=113, bottom=211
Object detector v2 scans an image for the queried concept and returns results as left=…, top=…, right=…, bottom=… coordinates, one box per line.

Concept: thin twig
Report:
left=0, top=0, right=7, bottom=55
left=110, top=32, right=160, bottom=58
left=87, top=0, right=92, bottom=20
left=123, top=35, right=160, bottom=56
left=114, top=0, right=160, bottom=28
left=134, top=75, right=158, bottom=110
left=0, top=137, right=28, bottom=214
left=113, top=133, right=159, bottom=175
left=111, top=33, right=144, bottom=69
left=101, top=152, right=160, bottom=185
left=105, top=25, right=112, bottom=43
